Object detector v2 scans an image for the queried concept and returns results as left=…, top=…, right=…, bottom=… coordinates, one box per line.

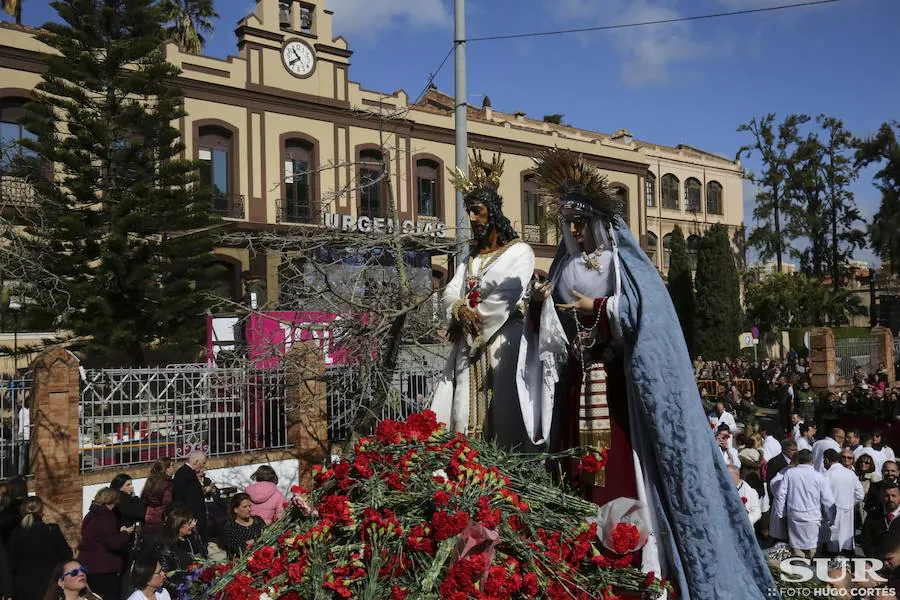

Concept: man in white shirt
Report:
left=711, top=402, right=737, bottom=448
left=761, top=424, right=783, bottom=463
left=796, top=423, right=816, bottom=452
left=717, top=427, right=740, bottom=469
left=813, top=428, right=845, bottom=473
left=16, top=398, right=29, bottom=475
left=790, top=413, right=804, bottom=444
left=730, top=465, right=761, bottom=526
left=823, top=448, right=864, bottom=556
left=774, top=449, right=837, bottom=558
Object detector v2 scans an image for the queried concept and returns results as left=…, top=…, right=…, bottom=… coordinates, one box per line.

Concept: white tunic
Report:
left=812, top=437, right=842, bottom=473
left=769, top=470, right=788, bottom=541
left=431, top=242, right=535, bottom=448
left=797, top=437, right=813, bottom=452
left=824, top=463, right=864, bottom=552
left=774, top=464, right=837, bottom=551
left=763, top=435, right=782, bottom=462
left=737, top=480, right=762, bottom=526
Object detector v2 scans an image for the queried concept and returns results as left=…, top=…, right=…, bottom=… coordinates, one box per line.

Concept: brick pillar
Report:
left=870, top=326, right=896, bottom=386
left=809, top=327, right=841, bottom=391
left=283, top=341, right=328, bottom=488
left=29, top=347, right=83, bottom=546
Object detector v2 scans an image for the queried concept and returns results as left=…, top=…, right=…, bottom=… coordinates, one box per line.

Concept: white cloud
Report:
left=327, top=0, right=450, bottom=39
left=552, top=0, right=716, bottom=87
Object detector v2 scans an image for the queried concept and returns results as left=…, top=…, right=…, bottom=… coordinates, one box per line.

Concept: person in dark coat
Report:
left=157, top=506, right=205, bottom=596
left=0, top=476, right=27, bottom=546
left=171, top=451, right=208, bottom=544
left=110, top=474, right=145, bottom=529
left=0, top=537, right=13, bottom=600
left=862, top=483, right=900, bottom=560
left=77, top=488, right=134, bottom=600
left=141, top=459, right=175, bottom=543
left=9, top=496, right=71, bottom=600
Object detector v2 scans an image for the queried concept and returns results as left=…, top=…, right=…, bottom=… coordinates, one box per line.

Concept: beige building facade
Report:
left=0, top=0, right=745, bottom=306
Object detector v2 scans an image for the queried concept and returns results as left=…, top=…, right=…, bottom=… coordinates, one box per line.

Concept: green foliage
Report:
left=160, top=0, right=218, bottom=53
left=694, top=224, right=742, bottom=360
left=542, top=114, right=565, bottom=125
left=743, top=271, right=867, bottom=332
left=737, top=114, right=809, bottom=272
left=21, top=0, right=218, bottom=365
left=784, top=116, right=865, bottom=283
left=666, top=226, right=695, bottom=356
left=856, top=121, right=900, bottom=275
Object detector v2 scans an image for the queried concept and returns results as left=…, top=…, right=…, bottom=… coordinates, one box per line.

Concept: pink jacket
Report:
left=245, top=481, right=286, bottom=524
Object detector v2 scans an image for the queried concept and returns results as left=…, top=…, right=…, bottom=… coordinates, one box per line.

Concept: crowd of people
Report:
left=0, top=451, right=293, bottom=600
left=706, top=350, right=900, bottom=593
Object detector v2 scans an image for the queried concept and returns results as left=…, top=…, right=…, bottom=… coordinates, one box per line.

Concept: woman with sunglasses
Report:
left=125, top=555, right=169, bottom=600
left=41, top=561, right=101, bottom=600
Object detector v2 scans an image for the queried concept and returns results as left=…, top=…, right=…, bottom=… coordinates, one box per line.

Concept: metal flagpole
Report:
left=454, top=0, right=469, bottom=268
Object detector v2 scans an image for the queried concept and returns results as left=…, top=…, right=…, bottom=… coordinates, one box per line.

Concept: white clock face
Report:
left=283, top=41, right=315, bottom=77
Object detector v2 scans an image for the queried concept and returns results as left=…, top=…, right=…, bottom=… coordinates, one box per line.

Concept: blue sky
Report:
left=7, top=0, right=899, bottom=265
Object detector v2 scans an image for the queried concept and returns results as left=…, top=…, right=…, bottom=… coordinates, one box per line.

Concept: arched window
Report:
left=0, top=96, right=35, bottom=173
left=359, top=148, right=384, bottom=218
left=611, top=186, right=629, bottom=225
left=416, top=158, right=440, bottom=218
left=645, top=172, right=656, bottom=208
left=661, top=174, right=679, bottom=210
left=707, top=181, right=723, bottom=215
left=685, top=178, right=701, bottom=213
left=198, top=124, right=239, bottom=217
left=646, top=231, right=658, bottom=265
left=283, top=138, right=315, bottom=223
left=662, top=233, right=673, bottom=268
left=687, top=234, right=701, bottom=270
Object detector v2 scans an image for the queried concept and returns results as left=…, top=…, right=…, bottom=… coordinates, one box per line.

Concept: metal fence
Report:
left=326, top=345, right=449, bottom=442
left=0, top=375, right=31, bottom=480
left=79, top=365, right=287, bottom=472
left=835, top=337, right=883, bottom=382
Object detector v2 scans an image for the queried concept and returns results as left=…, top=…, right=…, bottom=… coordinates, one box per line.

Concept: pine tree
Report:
left=666, top=226, right=695, bottom=356
left=694, top=224, right=742, bottom=360
left=22, top=0, right=217, bottom=365
left=856, top=122, right=900, bottom=275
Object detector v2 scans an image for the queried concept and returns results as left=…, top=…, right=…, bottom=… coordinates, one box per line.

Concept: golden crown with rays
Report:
left=447, top=149, right=505, bottom=195
left=531, top=147, right=623, bottom=220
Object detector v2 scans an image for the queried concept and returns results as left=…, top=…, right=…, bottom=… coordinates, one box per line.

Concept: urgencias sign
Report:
left=323, top=212, right=447, bottom=237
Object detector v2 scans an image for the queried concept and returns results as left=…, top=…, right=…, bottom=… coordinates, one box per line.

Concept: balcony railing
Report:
left=209, top=192, right=245, bottom=219
left=277, top=199, right=320, bottom=224
left=0, top=176, right=38, bottom=209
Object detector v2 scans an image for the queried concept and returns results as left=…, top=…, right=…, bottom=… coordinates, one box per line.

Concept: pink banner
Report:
left=246, top=311, right=347, bottom=368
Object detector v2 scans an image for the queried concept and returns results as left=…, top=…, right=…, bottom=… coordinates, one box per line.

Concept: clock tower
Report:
left=235, top=0, right=353, bottom=102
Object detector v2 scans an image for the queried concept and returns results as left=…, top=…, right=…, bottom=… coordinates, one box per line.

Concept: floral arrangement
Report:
left=179, top=411, right=675, bottom=599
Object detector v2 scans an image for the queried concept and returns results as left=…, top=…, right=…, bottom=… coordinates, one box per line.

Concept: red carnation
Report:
left=579, top=450, right=608, bottom=474
left=610, top=522, right=641, bottom=555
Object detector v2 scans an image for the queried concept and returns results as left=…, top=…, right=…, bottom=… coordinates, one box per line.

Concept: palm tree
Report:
left=2, top=0, right=22, bottom=25
left=161, top=0, right=217, bottom=54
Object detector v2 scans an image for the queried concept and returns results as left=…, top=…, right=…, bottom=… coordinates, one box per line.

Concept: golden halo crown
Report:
left=531, top=147, right=623, bottom=221
left=447, top=149, right=505, bottom=195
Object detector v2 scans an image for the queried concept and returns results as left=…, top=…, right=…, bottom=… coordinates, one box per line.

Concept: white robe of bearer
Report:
left=737, top=480, right=762, bottom=526
left=824, top=463, right=864, bottom=552
left=812, top=437, right=842, bottom=473
left=431, top=241, right=535, bottom=448
left=774, top=464, right=837, bottom=551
